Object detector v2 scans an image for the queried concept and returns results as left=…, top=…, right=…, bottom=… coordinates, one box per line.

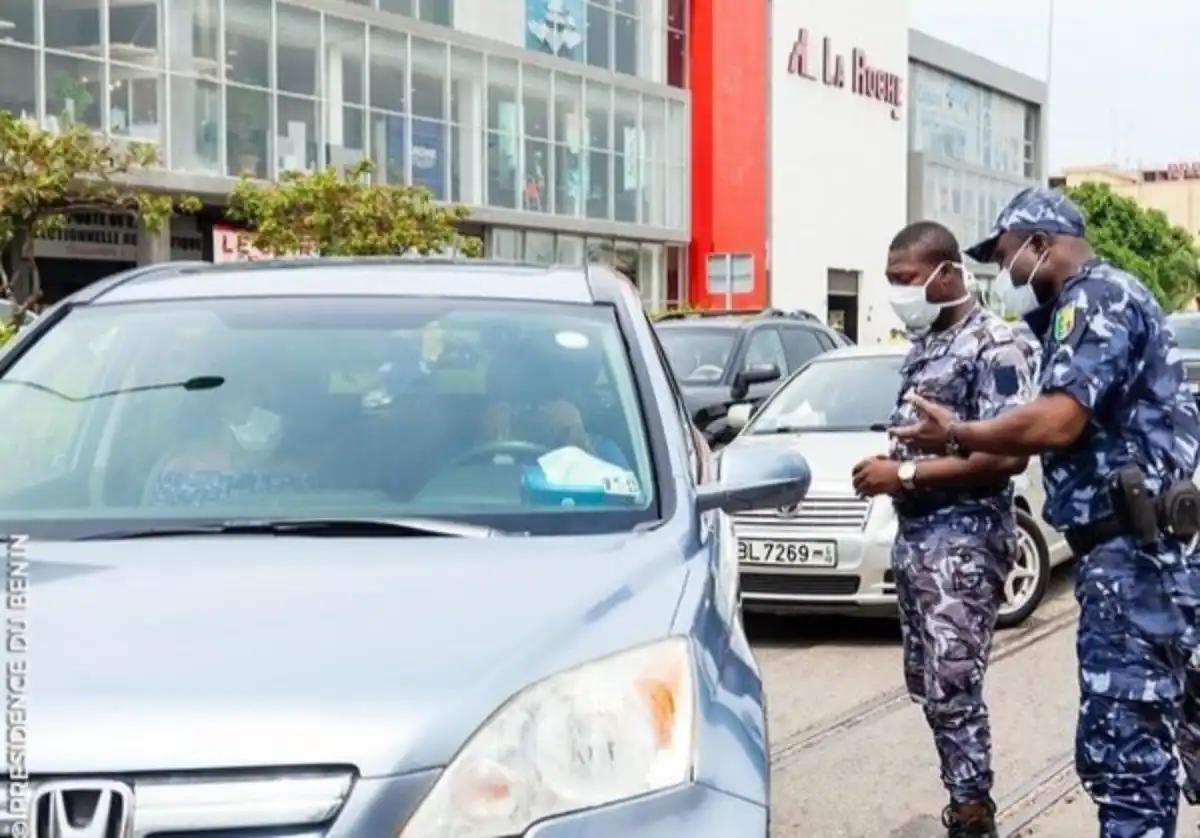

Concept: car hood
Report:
left=730, top=429, right=886, bottom=491
left=27, top=535, right=690, bottom=776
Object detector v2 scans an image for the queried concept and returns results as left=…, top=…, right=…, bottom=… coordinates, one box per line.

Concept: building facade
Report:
left=1051, top=163, right=1200, bottom=240
left=907, top=31, right=1046, bottom=283
left=0, top=0, right=688, bottom=303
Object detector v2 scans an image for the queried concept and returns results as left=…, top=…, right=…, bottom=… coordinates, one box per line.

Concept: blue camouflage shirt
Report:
left=890, top=305, right=1037, bottom=523
left=1025, top=259, right=1200, bottom=529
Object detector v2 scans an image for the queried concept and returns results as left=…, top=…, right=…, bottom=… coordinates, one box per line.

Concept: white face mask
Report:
left=994, top=238, right=1046, bottom=316
left=228, top=406, right=284, bottom=453
left=888, top=261, right=969, bottom=336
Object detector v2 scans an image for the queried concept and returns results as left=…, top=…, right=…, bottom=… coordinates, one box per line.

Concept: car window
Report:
left=743, top=327, right=788, bottom=373
left=0, top=297, right=658, bottom=538
left=746, top=355, right=904, bottom=433
left=1169, top=316, right=1200, bottom=350
left=645, top=320, right=699, bottom=478
left=656, top=326, right=737, bottom=384
left=780, top=327, right=825, bottom=368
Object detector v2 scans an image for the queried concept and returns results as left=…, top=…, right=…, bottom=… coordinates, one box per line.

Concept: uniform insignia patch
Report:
left=1053, top=305, right=1076, bottom=342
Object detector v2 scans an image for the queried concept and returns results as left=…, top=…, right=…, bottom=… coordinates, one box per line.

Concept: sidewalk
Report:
left=1009, top=785, right=1200, bottom=834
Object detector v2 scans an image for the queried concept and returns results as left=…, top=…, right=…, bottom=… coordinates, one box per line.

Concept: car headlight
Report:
left=400, top=638, right=696, bottom=837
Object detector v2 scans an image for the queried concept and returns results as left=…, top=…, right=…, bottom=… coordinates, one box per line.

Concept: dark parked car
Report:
left=654, top=309, right=852, bottom=448
left=2, top=258, right=813, bottom=837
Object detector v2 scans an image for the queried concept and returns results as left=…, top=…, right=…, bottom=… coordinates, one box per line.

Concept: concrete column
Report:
left=455, top=75, right=483, bottom=205
left=326, top=46, right=344, bottom=149
left=137, top=221, right=171, bottom=266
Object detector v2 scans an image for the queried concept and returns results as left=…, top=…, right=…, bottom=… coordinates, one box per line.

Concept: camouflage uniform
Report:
left=967, top=188, right=1200, bottom=837
left=889, top=305, right=1037, bottom=808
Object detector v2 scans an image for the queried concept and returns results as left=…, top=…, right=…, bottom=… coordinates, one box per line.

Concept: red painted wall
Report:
left=687, top=0, right=769, bottom=310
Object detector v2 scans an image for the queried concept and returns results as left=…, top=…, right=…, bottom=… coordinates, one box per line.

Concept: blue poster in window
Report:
left=411, top=118, right=446, bottom=201
left=525, top=0, right=584, bottom=61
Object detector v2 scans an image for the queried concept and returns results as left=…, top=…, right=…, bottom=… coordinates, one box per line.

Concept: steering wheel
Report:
left=688, top=364, right=724, bottom=381
left=449, top=440, right=550, bottom=467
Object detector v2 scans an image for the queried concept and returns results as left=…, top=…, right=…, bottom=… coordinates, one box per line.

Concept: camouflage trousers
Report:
left=892, top=523, right=1015, bottom=805
left=1075, top=536, right=1200, bottom=838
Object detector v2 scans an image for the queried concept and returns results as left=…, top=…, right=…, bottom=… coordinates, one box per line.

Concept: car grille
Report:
left=1186, top=363, right=1200, bottom=384
left=735, top=495, right=870, bottom=531
left=742, top=573, right=861, bottom=596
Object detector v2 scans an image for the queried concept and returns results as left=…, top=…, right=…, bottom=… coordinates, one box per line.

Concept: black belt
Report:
left=1064, top=515, right=1128, bottom=556
left=893, top=486, right=1008, bottom=519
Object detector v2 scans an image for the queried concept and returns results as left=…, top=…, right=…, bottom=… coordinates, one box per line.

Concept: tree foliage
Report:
left=225, top=160, right=482, bottom=259
left=1064, top=182, right=1200, bottom=311
left=0, top=110, right=201, bottom=320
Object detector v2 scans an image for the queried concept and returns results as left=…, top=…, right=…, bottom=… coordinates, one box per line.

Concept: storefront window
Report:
left=0, top=0, right=35, bottom=46
left=44, top=0, right=101, bottom=53
left=450, top=48, right=484, bottom=205
left=585, top=82, right=612, bottom=220
left=0, top=44, right=38, bottom=122
left=326, top=17, right=368, bottom=170
left=369, top=28, right=407, bottom=185
left=553, top=72, right=584, bottom=217
left=226, top=0, right=270, bottom=88
left=45, top=53, right=104, bottom=133
left=523, top=66, right=551, bottom=213
left=613, top=88, right=639, bottom=223
left=169, top=75, right=220, bottom=174
left=485, top=56, right=519, bottom=209
left=411, top=37, right=448, bottom=200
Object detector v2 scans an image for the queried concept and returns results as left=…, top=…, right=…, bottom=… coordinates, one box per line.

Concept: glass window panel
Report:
left=327, top=17, right=366, bottom=106
left=277, top=94, right=319, bottom=174
left=486, top=57, right=519, bottom=210
left=412, top=119, right=448, bottom=200
left=665, top=244, right=684, bottom=305
left=586, top=82, right=611, bottom=149
left=489, top=228, right=521, bottom=261
left=666, top=0, right=684, bottom=30
left=0, top=44, right=37, bottom=120
left=450, top=124, right=482, bottom=205
left=613, top=89, right=639, bottom=223
left=642, top=158, right=664, bottom=226
left=639, top=243, right=664, bottom=306
left=0, top=0, right=34, bottom=45
left=665, top=163, right=685, bottom=230
left=109, top=71, right=165, bottom=145
left=450, top=48, right=483, bottom=125
left=370, top=110, right=408, bottom=184
left=524, top=231, right=555, bottom=265
left=169, top=76, right=220, bottom=175
left=586, top=150, right=611, bottom=220
left=225, top=0, right=271, bottom=87
left=419, top=0, right=453, bottom=25
left=613, top=240, right=639, bottom=286
left=613, top=12, right=638, bottom=75
left=523, top=65, right=550, bottom=139
left=554, top=143, right=581, bottom=217
left=586, top=4, right=612, bottom=71
left=328, top=106, right=366, bottom=169
left=666, top=100, right=684, bottom=164
left=171, top=0, right=220, bottom=79
left=411, top=38, right=446, bottom=121
left=556, top=234, right=584, bottom=265
left=614, top=0, right=640, bottom=14
left=226, top=85, right=270, bottom=178
left=666, top=29, right=685, bottom=88
left=277, top=5, right=319, bottom=96
left=369, top=29, right=407, bottom=114
left=554, top=73, right=583, bottom=148
left=523, top=67, right=551, bottom=213
left=380, top=0, right=414, bottom=14
left=45, top=55, right=104, bottom=133
left=109, top=2, right=161, bottom=65
left=44, top=0, right=101, bottom=53
left=641, top=93, right=665, bottom=161
left=525, top=0, right=584, bottom=62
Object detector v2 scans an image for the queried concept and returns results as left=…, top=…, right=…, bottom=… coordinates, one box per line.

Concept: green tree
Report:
left=1064, top=181, right=1200, bottom=310
left=0, top=110, right=201, bottom=322
left=225, top=160, right=482, bottom=258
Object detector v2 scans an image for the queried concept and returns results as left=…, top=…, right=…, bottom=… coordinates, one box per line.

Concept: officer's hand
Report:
left=889, top=393, right=954, bottom=453
left=851, top=456, right=901, bottom=497
left=481, top=401, right=512, bottom=441
left=542, top=400, right=589, bottom=448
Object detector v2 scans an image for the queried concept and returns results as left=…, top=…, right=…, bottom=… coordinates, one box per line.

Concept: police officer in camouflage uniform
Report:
left=852, top=221, right=1036, bottom=837
left=896, top=187, right=1200, bottom=837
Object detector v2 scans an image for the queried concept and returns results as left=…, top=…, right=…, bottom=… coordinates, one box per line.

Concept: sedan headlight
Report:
left=400, top=638, right=696, bottom=837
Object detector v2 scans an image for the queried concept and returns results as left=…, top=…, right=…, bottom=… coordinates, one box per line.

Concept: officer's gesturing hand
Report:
left=851, top=454, right=900, bottom=497
left=890, top=393, right=956, bottom=454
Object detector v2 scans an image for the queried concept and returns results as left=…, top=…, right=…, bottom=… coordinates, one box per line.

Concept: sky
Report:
left=910, top=0, right=1198, bottom=172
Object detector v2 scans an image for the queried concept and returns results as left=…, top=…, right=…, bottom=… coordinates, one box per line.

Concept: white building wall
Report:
left=768, top=0, right=909, bottom=345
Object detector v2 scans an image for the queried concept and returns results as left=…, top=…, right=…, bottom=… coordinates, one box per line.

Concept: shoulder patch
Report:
left=993, top=365, right=1019, bottom=397
left=1052, top=305, right=1077, bottom=342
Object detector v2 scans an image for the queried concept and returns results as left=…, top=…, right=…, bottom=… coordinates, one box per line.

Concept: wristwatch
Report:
left=897, top=461, right=917, bottom=492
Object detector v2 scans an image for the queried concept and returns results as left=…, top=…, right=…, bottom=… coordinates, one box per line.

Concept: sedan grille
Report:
left=735, top=495, right=870, bottom=531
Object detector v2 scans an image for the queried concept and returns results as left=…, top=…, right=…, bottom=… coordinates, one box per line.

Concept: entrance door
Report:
left=826, top=268, right=860, bottom=343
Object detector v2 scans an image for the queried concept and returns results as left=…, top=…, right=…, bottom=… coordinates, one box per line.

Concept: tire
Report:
left=996, top=509, right=1051, bottom=630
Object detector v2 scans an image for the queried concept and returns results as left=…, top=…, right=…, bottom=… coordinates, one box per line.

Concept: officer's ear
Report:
left=1029, top=232, right=1053, bottom=256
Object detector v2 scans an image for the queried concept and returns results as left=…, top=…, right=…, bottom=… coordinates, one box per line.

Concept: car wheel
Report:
left=996, top=509, right=1051, bottom=630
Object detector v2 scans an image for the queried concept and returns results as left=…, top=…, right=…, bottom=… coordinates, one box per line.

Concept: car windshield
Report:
left=1170, top=316, right=1200, bottom=350
left=0, top=296, right=657, bottom=538
left=746, top=355, right=904, bottom=433
left=657, top=327, right=736, bottom=384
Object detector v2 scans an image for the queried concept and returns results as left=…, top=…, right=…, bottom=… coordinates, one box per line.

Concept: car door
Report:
left=780, top=325, right=828, bottom=371
left=740, top=326, right=789, bottom=404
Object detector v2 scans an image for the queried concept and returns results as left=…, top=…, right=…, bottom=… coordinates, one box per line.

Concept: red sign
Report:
left=786, top=28, right=903, bottom=120
left=1166, top=162, right=1200, bottom=180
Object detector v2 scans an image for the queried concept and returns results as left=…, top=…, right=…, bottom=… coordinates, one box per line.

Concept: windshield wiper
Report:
left=80, top=517, right=510, bottom=541
left=0, top=375, right=224, bottom=403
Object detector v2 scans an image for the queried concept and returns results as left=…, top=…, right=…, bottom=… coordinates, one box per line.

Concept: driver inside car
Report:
left=477, top=338, right=629, bottom=469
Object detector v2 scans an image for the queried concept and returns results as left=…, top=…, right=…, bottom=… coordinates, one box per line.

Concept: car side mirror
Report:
left=731, top=363, right=780, bottom=401
left=696, top=443, right=811, bottom=514
left=726, top=402, right=753, bottom=430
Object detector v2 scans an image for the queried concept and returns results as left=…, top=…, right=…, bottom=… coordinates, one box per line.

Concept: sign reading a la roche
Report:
left=786, top=28, right=903, bottom=120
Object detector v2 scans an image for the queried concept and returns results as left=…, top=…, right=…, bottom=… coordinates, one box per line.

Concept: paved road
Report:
left=747, top=565, right=1134, bottom=837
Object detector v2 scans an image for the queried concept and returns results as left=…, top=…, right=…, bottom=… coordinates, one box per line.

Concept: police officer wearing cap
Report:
left=892, top=186, right=1200, bottom=837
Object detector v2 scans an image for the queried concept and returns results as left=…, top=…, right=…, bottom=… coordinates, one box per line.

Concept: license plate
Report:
left=738, top=539, right=837, bottom=567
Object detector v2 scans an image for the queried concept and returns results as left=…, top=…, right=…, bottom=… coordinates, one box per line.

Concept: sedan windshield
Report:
left=657, top=327, right=736, bottom=384
left=746, top=355, right=903, bottom=433
left=0, top=297, right=657, bottom=538
left=1170, top=316, right=1200, bottom=351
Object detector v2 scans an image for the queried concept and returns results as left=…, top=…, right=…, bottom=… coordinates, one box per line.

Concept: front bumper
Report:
left=527, top=782, right=768, bottom=837
left=735, top=518, right=899, bottom=618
